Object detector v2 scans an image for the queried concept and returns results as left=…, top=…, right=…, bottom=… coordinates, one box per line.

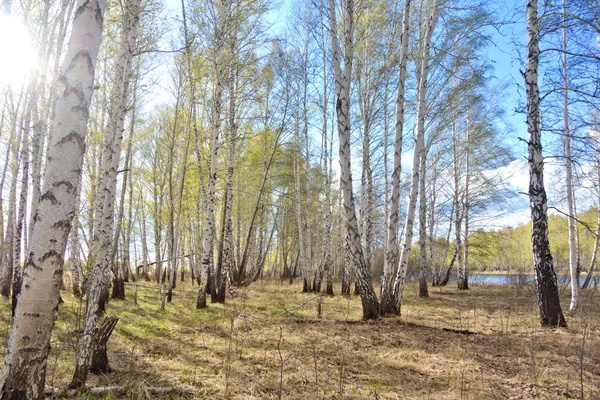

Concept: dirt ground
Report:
left=0, top=279, right=598, bottom=399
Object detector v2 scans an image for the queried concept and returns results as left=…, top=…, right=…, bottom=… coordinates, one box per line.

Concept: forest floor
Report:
left=0, top=279, right=598, bottom=399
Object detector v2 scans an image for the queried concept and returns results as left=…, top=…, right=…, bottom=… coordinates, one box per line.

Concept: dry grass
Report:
left=0, top=279, right=598, bottom=399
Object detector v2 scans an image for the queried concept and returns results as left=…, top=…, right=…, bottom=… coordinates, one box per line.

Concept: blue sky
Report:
left=157, top=0, right=581, bottom=230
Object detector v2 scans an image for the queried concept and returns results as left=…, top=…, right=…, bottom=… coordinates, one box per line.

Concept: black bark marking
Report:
left=40, top=191, right=59, bottom=205
left=53, top=180, right=76, bottom=192
left=57, top=131, right=85, bottom=152
left=74, top=0, right=91, bottom=18
left=39, top=250, right=64, bottom=265
left=52, top=219, right=71, bottom=231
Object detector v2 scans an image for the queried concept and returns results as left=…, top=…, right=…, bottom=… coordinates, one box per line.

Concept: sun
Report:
left=0, top=14, right=37, bottom=88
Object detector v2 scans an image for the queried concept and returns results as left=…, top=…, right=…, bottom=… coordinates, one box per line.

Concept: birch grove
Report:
left=1, top=0, right=600, bottom=393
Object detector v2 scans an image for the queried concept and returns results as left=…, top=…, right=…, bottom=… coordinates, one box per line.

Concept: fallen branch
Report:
left=45, top=385, right=194, bottom=397
left=442, top=327, right=476, bottom=335
left=283, top=294, right=323, bottom=314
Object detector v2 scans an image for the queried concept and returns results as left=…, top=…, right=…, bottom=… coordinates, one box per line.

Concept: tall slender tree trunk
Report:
left=301, top=21, right=314, bottom=292
left=428, top=155, right=439, bottom=286
left=328, top=0, right=379, bottom=320
left=0, top=169, right=17, bottom=300
left=138, top=191, right=150, bottom=279
left=166, top=77, right=187, bottom=304
left=293, top=139, right=308, bottom=292
left=0, top=0, right=105, bottom=396
left=453, top=123, right=464, bottom=290
left=71, top=0, right=141, bottom=387
left=524, top=0, right=567, bottom=328
left=71, top=172, right=84, bottom=297
left=390, top=0, right=440, bottom=316
left=458, top=118, right=470, bottom=290
left=562, top=0, right=577, bottom=312
left=439, top=199, right=455, bottom=287
left=11, top=109, right=30, bottom=313
left=0, top=122, right=20, bottom=298
left=198, top=0, right=228, bottom=309
left=359, top=115, right=373, bottom=274
left=381, top=0, right=410, bottom=315
left=215, top=70, right=237, bottom=303
left=418, top=147, right=428, bottom=297
left=110, top=93, right=137, bottom=301
left=319, top=31, right=333, bottom=295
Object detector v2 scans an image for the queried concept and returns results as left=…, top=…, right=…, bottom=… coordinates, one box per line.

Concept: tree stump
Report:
left=90, top=316, right=119, bottom=374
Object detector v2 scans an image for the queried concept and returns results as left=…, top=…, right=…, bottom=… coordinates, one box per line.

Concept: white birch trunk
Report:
left=302, top=22, right=314, bottom=291
left=328, top=0, right=379, bottom=319
left=0, top=124, right=19, bottom=298
left=524, top=0, right=566, bottom=328
left=12, top=112, right=30, bottom=309
left=72, top=0, right=141, bottom=386
left=458, top=119, right=470, bottom=290
left=418, top=145, right=428, bottom=297
left=218, top=73, right=237, bottom=300
left=139, top=190, right=149, bottom=279
left=70, top=171, right=84, bottom=297
left=0, top=0, right=105, bottom=396
left=391, top=0, right=440, bottom=316
left=198, top=0, right=228, bottom=308
left=319, top=31, right=333, bottom=294
left=293, top=142, right=308, bottom=291
left=428, top=155, right=438, bottom=285
left=562, top=0, right=578, bottom=312
left=453, top=118, right=464, bottom=289
left=381, top=0, right=410, bottom=314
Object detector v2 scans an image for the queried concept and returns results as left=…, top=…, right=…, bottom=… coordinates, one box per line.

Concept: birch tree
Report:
left=197, top=0, right=229, bottom=308
left=0, top=0, right=106, bottom=396
left=328, top=0, right=379, bottom=320
left=523, top=0, right=566, bottom=328
left=381, top=0, right=410, bottom=314
left=72, top=0, right=142, bottom=386
left=389, top=0, right=440, bottom=316
left=561, top=0, right=578, bottom=313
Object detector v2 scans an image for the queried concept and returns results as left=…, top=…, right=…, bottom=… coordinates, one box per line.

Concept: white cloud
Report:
left=482, top=157, right=598, bottom=229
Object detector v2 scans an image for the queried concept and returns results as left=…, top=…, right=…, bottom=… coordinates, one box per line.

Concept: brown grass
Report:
left=0, top=279, right=598, bottom=399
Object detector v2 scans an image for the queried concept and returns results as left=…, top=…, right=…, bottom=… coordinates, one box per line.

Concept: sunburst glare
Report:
left=0, top=14, right=37, bottom=88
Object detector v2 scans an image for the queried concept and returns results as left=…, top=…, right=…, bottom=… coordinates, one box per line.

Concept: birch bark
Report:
left=524, top=0, right=567, bottom=328
left=458, top=117, right=470, bottom=290
left=418, top=146, right=428, bottom=297
left=71, top=0, right=141, bottom=386
left=328, top=0, right=379, bottom=319
left=198, top=0, right=228, bottom=308
left=0, top=0, right=105, bottom=396
left=0, top=124, right=19, bottom=298
left=390, top=0, right=440, bottom=316
left=319, top=29, right=334, bottom=294
left=70, top=171, right=84, bottom=296
left=562, top=0, right=578, bottom=312
left=12, top=112, right=30, bottom=312
left=381, top=0, right=411, bottom=314
left=216, top=73, right=237, bottom=301
left=301, top=22, right=314, bottom=292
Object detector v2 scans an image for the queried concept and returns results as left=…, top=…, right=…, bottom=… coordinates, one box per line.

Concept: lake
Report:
left=448, top=273, right=595, bottom=287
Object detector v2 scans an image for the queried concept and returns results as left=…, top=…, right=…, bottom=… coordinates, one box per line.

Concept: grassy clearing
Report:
left=0, top=279, right=598, bottom=399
